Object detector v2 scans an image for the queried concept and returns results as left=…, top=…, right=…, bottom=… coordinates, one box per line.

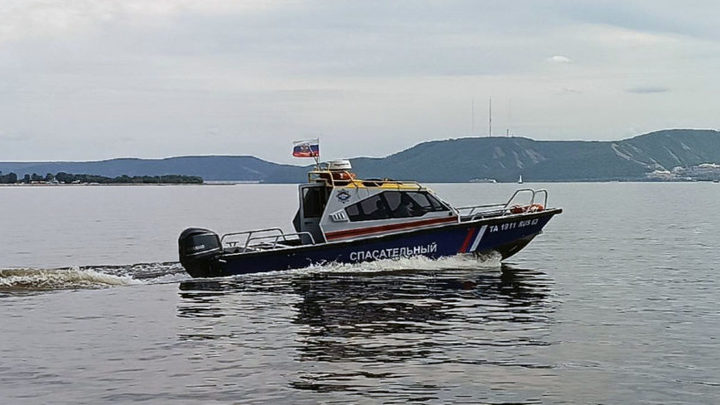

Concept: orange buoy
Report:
left=527, top=203, right=544, bottom=212
left=331, top=171, right=356, bottom=180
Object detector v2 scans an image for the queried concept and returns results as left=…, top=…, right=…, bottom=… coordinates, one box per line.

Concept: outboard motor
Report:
left=178, top=228, right=221, bottom=278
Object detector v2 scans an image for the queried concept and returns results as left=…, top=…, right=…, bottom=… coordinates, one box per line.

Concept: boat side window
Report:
left=405, top=192, right=449, bottom=215
left=383, top=191, right=401, bottom=211
left=345, top=203, right=362, bottom=221
left=345, top=191, right=448, bottom=222
left=384, top=191, right=419, bottom=218
left=302, top=187, right=329, bottom=218
left=425, top=193, right=449, bottom=211
left=345, top=194, right=391, bottom=221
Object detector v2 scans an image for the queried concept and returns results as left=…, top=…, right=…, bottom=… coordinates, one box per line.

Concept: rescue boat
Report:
left=178, top=160, right=562, bottom=278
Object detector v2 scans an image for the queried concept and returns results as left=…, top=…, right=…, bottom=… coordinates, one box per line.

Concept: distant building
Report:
left=648, top=163, right=720, bottom=181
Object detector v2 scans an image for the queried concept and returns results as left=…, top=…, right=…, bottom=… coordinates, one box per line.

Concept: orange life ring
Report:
left=527, top=203, right=544, bottom=213
left=331, top=171, right=356, bottom=180
left=510, top=203, right=544, bottom=214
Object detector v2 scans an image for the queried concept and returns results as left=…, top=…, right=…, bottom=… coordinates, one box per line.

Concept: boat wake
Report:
left=224, top=251, right=504, bottom=281
left=303, top=251, right=502, bottom=274
left=0, top=252, right=502, bottom=292
left=0, top=262, right=189, bottom=292
left=0, top=267, right=138, bottom=291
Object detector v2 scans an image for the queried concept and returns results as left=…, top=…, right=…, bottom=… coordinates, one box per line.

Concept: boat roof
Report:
left=307, top=169, right=426, bottom=190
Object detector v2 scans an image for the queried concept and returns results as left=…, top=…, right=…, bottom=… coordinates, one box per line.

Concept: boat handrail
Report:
left=221, top=227, right=284, bottom=245
left=246, top=232, right=316, bottom=250
left=455, top=205, right=507, bottom=221
left=503, top=188, right=548, bottom=209
left=308, top=170, right=425, bottom=190
left=456, top=188, right=550, bottom=221
left=363, top=179, right=424, bottom=191
left=308, top=170, right=358, bottom=188
left=220, top=227, right=316, bottom=251
left=455, top=203, right=506, bottom=215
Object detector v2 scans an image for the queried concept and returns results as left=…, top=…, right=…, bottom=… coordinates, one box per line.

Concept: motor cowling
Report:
left=178, top=228, right=221, bottom=278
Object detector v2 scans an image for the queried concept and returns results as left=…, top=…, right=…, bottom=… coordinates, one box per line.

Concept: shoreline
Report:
left=0, top=180, right=717, bottom=187
left=0, top=183, right=210, bottom=187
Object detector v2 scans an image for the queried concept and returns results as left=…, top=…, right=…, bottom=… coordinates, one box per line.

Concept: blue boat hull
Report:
left=180, top=209, right=561, bottom=278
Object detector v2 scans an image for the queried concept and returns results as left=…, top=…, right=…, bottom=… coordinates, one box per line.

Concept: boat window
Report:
left=384, top=191, right=418, bottom=218
left=345, top=204, right=362, bottom=221
left=345, top=194, right=391, bottom=222
left=426, top=194, right=447, bottom=211
left=405, top=192, right=448, bottom=213
left=345, top=191, right=448, bottom=222
left=302, top=187, right=329, bottom=218
left=383, top=191, right=403, bottom=211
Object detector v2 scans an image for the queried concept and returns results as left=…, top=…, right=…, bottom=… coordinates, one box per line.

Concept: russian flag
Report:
left=293, top=138, right=320, bottom=158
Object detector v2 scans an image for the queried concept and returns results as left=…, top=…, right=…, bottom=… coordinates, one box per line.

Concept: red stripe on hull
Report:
left=325, top=216, right=457, bottom=241
left=458, top=228, right=476, bottom=253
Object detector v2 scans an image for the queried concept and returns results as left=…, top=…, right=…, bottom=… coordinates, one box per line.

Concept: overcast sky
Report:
left=1, top=0, right=718, bottom=163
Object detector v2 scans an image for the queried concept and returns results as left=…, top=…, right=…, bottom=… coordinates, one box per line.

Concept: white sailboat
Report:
left=518, top=174, right=523, bottom=184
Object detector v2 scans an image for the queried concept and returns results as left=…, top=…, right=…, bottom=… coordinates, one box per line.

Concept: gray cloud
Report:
left=0, top=1, right=718, bottom=163
left=548, top=0, right=720, bottom=41
left=626, top=86, right=670, bottom=94
left=547, top=56, right=573, bottom=64
left=0, top=132, right=28, bottom=141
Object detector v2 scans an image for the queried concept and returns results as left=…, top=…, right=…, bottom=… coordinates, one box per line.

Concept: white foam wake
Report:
left=0, top=267, right=139, bottom=291
left=319, top=251, right=502, bottom=272
left=237, top=251, right=504, bottom=280
left=0, top=252, right=502, bottom=289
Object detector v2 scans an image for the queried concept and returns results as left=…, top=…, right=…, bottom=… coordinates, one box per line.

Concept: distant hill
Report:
left=351, top=129, right=720, bottom=182
left=0, top=156, right=303, bottom=183
left=1, top=129, right=719, bottom=182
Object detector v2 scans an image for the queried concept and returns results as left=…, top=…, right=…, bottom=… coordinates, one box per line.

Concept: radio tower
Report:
left=471, top=98, right=475, bottom=136
left=488, top=97, right=492, bottom=137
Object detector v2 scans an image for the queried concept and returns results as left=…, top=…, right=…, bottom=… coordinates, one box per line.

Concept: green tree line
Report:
left=0, top=171, right=203, bottom=184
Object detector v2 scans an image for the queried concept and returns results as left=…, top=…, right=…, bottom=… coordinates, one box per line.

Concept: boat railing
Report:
left=309, top=170, right=425, bottom=190
left=221, top=227, right=316, bottom=251
left=359, top=179, right=425, bottom=190
left=504, top=188, right=548, bottom=209
left=455, top=203, right=507, bottom=219
left=456, top=188, right=550, bottom=221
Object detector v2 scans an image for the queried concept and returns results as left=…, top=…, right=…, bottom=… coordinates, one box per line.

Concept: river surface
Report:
left=1, top=183, right=719, bottom=404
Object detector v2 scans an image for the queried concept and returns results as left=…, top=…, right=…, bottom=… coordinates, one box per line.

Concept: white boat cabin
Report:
left=292, top=160, right=457, bottom=244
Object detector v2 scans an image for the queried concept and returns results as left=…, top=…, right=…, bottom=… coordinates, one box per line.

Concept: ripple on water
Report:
left=1, top=254, right=562, bottom=402
left=174, top=262, right=559, bottom=402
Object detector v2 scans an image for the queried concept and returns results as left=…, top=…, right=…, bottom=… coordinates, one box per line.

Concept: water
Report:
left=1, top=183, right=719, bottom=403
